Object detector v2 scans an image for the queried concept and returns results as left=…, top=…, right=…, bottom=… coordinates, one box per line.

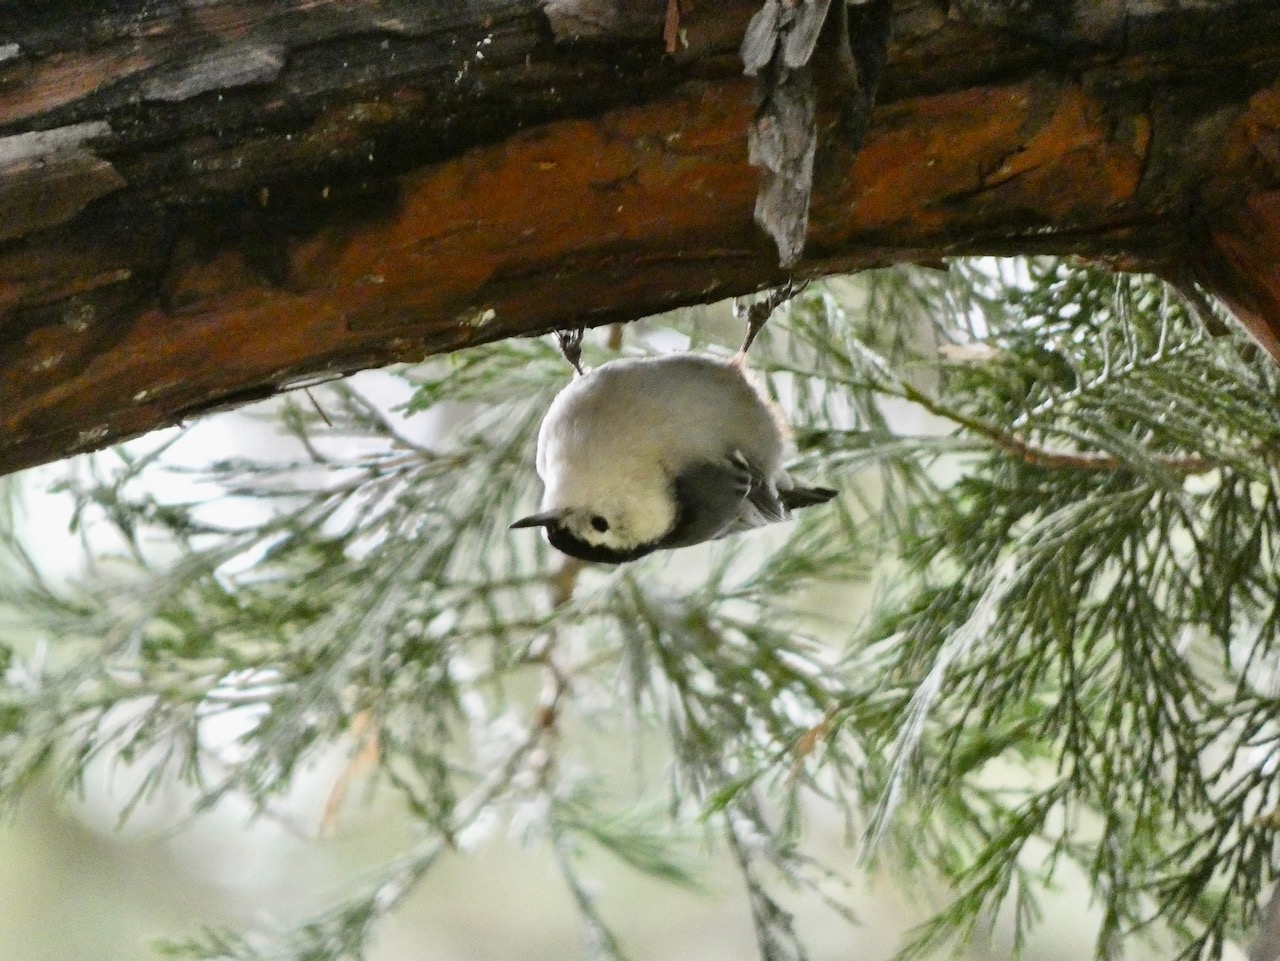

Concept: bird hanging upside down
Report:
left=511, top=289, right=836, bottom=564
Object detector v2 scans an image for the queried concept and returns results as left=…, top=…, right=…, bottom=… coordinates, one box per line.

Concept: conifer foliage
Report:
left=3, top=259, right=1280, bottom=961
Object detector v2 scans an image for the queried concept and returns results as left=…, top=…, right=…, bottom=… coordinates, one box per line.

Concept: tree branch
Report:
left=0, top=0, right=1278, bottom=474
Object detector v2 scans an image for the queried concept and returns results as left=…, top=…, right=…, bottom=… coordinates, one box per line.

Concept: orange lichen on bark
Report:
left=2, top=23, right=1277, bottom=475
left=1206, top=192, right=1280, bottom=363
left=1214, top=86, right=1280, bottom=186
left=0, top=50, right=155, bottom=125
left=280, top=81, right=761, bottom=329
left=0, top=153, right=127, bottom=241
left=813, top=83, right=1149, bottom=244
left=0, top=73, right=1174, bottom=468
left=1194, top=84, right=1280, bottom=362
left=3, top=81, right=767, bottom=461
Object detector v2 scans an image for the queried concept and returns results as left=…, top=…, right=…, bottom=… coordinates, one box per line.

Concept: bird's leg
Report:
left=554, top=327, right=585, bottom=375
left=733, top=279, right=809, bottom=362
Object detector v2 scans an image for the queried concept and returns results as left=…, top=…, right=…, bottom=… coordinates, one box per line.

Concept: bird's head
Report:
left=510, top=503, right=671, bottom=565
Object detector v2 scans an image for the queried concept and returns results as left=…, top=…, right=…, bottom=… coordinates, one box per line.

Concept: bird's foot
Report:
left=555, top=327, right=586, bottom=375
left=733, top=279, right=809, bottom=362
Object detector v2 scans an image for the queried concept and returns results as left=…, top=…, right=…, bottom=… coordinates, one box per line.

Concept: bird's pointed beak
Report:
left=510, top=509, right=567, bottom=530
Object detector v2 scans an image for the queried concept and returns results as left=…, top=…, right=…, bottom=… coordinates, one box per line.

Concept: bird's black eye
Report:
left=590, top=515, right=609, bottom=533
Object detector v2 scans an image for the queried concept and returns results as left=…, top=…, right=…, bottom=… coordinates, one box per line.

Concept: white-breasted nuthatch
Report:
left=511, top=300, right=836, bottom=564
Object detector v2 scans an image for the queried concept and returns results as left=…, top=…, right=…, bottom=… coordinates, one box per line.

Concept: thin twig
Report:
left=304, top=387, right=334, bottom=427
left=897, top=382, right=1215, bottom=475
left=320, top=710, right=381, bottom=834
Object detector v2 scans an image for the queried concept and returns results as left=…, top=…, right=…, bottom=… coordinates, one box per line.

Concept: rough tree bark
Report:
left=0, top=0, right=1277, bottom=476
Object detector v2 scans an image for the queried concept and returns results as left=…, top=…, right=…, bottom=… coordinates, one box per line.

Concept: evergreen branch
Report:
left=552, top=830, right=635, bottom=961
left=726, top=805, right=809, bottom=961
left=10, top=258, right=1280, bottom=961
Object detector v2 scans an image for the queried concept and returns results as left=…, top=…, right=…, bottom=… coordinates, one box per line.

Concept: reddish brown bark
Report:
left=0, top=0, right=1278, bottom=475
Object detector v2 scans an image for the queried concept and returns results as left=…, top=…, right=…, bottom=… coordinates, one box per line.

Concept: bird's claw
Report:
left=734, top=279, right=810, bottom=358
left=555, top=327, right=586, bottom=375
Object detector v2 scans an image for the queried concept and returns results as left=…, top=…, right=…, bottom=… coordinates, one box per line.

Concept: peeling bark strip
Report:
left=739, top=0, right=894, bottom=267
left=0, top=120, right=124, bottom=240
left=742, top=0, right=828, bottom=267
left=140, top=43, right=287, bottom=102
left=0, top=0, right=1278, bottom=475
left=0, top=151, right=126, bottom=242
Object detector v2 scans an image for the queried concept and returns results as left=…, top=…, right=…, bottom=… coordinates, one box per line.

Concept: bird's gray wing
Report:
left=662, top=451, right=788, bottom=549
